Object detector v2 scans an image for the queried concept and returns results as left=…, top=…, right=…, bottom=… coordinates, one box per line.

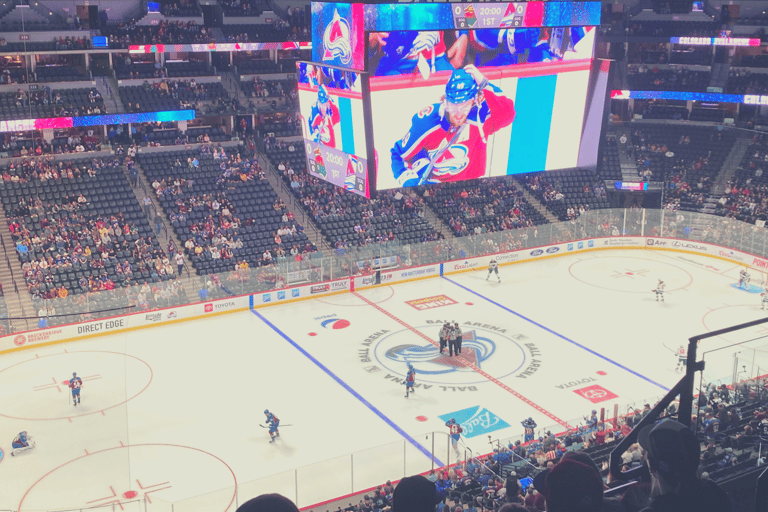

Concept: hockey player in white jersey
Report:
left=11, top=431, right=35, bottom=456
left=762, top=288, right=768, bottom=310
left=739, top=268, right=751, bottom=290
left=487, top=259, right=500, bottom=282
left=676, top=345, right=687, bottom=372
left=653, top=279, right=665, bottom=302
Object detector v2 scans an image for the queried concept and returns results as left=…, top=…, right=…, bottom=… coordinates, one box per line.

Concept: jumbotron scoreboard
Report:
left=300, top=1, right=609, bottom=198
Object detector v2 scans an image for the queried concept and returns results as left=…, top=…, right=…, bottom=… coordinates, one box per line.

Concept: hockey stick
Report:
left=259, top=424, right=293, bottom=427
left=662, top=343, right=677, bottom=354
left=416, top=124, right=467, bottom=186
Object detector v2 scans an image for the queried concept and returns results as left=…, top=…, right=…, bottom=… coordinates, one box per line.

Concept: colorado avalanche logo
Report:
left=430, top=144, right=470, bottom=177
left=323, top=9, right=352, bottom=66
left=385, top=330, right=495, bottom=375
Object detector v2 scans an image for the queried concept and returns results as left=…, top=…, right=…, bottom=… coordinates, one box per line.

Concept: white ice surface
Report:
left=2, top=248, right=766, bottom=511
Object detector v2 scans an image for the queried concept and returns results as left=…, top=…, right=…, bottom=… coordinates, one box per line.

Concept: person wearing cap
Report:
left=638, top=419, right=731, bottom=512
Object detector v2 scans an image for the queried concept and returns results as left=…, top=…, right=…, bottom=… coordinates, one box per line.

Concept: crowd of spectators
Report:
left=425, top=179, right=540, bottom=236
left=629, top=43, right=668, bottom=65
left=269, top=139, right=441, bottom=248
left=624, top=21, right=719, bottom=38
left=0, top=128, right=104, bottom=158
left=105, top=20, right=214, bottom=48
left=627, top=66, right=711, bottom=92
left=155, top=146, right=317, bottom=268
left=727, top=69, right=768, bottom=95
left=159, top=0, right=201, bottom=17
left=521, top=174, right=606, bottom=221
left=712, top=133, right=768, bottom=223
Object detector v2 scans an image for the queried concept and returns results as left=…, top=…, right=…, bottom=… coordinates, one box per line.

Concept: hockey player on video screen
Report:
left=390, top=65, right=515, bottom=187
left=369, top=31, right=468, bottom=76
left=308, top=85, right=340, bottom=149
left=469, top=27, right=592, bottom=67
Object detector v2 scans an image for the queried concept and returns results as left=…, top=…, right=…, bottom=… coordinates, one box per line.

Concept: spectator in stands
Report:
left=392, top=475, right=437, bottom=512
left=637, top=420, right=731, bottom=512
left=236, top=494, right=299, bottom=512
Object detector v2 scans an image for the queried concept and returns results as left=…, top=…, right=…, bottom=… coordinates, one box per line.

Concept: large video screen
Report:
left=311, top=2, right=365, bottom=71
left=369, top=26, right=600, bottom=190
left=297, top=62, right=370, bottom=197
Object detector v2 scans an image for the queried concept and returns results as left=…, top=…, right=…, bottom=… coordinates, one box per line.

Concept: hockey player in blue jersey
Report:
left=307, top=85, right=340, bottom=149
left=369, top=31, right=467, bottom=76
left=264, top=409, right=280, bottom=443
left=11, top=431, right=35, bottom=456
left=69, top=372, right=82, bottom=406
left=521, top=417, right=536, bottom=442
left=469, top=27, right=559, bottom=68
left=390, top=65, right=515, bottom=187
left=404, top=364, right=416, bottom=398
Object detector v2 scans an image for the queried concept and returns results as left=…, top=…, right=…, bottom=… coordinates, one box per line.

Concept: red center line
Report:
left=352, top=292, right=571, bottom=429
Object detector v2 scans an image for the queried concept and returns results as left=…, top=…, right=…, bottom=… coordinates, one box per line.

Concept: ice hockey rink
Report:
left=2, top=247, right=767, bottom=512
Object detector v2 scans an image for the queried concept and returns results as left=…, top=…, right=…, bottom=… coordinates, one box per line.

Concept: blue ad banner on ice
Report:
left=439, top=406, right=510, bottom=439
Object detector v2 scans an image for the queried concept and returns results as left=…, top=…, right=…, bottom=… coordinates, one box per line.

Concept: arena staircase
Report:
left=0, top=208, right=40, bottom=333
left=508, top=177, right=559, bottom=224
left=220, top=71, right=245, bottom=104
left=711, top=132, right=752, bottom=196
left=95, top=76, right=125, bottom=115
left=129, top=159, right=189, bottom=258
left=423, top=202, right=454, bottom=239
left=709, top=63, right=731, bottom=92
left=256, top=149, right=330, bottom=251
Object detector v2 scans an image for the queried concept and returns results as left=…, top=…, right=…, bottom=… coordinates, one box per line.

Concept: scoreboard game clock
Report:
left=452, top=3, right=525, bottom=29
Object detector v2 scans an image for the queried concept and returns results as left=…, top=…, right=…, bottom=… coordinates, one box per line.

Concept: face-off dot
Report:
left=596, top=371, right=607, bottom=376
left=416, top=416, right=428, bottom=422
left=465, top=302, right=474, bottom=306
left=123, top=491, right=138, bottom=499
left=308, top=332, right=317, bottom=337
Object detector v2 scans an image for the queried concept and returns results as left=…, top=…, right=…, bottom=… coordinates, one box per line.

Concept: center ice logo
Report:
left=370, top=323, right=535, bottom=385
left=322, top=9, right=352, bottom=65
left=439, top=406, right=510, bottom=439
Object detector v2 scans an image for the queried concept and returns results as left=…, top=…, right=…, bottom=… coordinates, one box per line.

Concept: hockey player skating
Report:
left=11, top=431, right=34, bottom=456
left=391, top=65, right=515, bottom=187
left=69, top=372, right=82, bottom=406
left=676, top=345, right=687, bottom=373
left=653, top=279, right=665, bottom=302
left=739, top=268, right=751, bottom=290
left=404, top=364, right=416, bottom=398
left=307, top=85, right=340, bottom=149
left=521, top=417, right=536, bottom=442
left=446, top=418, right=464, bottom=457
left=761, top=288, right=768, bottom=310
left=487, top=259, right=500, bottom=282
left=264, top=410, right=280, bottom=443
